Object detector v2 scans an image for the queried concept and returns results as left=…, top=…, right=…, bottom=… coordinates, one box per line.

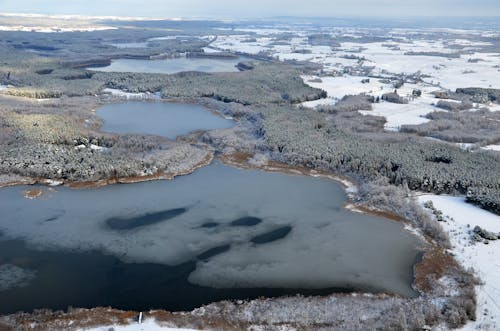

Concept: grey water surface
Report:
left=96, top=101, right=234, bottom=139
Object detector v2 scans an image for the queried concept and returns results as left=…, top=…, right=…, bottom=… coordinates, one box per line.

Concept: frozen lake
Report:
left=96, top=101, right=234, bottom=139
left=90, top=56, right=251, bottom=74
left=0, top=163, right=421, bottom=314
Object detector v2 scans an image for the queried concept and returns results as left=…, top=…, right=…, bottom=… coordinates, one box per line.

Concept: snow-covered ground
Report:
left=365, top=100, right=434, bottom=130
left=212, top=26, right=500, bottom=92
left=74, top=144, right=107, bottom=152
left=418, top=195, right=500, bottom=331
left=301, top=75, right=392, bottom=103
left=84, top=318, right=202, bottom=331
left=367, top=84, right=440, bottom=130
left=213, top=26, right=499, bottom=135
left=103, top=88, right=161, bottom=100
left=481, top=144, right=500, bottom=152
left=301, top=75, right=440, bottom=130
left=202, top=47, right=220, bottom=53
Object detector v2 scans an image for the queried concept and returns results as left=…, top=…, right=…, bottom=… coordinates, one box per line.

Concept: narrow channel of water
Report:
left=0, top=163, right=421, bottom=314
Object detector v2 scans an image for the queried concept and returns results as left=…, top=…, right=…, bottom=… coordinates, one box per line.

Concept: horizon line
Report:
left=1, top=12, right=500, bottom=22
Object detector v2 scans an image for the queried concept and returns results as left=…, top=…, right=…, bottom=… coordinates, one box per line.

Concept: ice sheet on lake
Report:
left=0, top=164, right=420, bottom=296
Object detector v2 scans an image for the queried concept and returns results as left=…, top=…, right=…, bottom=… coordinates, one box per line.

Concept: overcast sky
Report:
left=0, top=0, right=499, bottom=18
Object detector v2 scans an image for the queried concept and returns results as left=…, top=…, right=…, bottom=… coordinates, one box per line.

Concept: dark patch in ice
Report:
left=314, top=222, right=331, bottom=230
left=199, top=222, right=219, bottom=228
left=43, top=210, right=65, bottom=223
left=250, top=226, right=292, bottom=244
left=106, top=207, right=188, bottom=230
left=230, top=216, right=262, bottom=227
left=196, top=244, right=231, bottom=261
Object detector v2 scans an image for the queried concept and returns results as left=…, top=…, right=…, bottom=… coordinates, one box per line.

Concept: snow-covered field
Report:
left=302, top=75, right=440, bottom=130
left=418, top=195, right=500, bottom=331
left=211, top=26, right=500, bottom=90
left=301, top=75, right=391, bottom=103
left=211, top=26, right=500, bottom=132
left=84, top=318, right=202, bottom=331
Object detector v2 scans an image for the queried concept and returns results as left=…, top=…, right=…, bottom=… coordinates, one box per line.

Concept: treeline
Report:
left=401, top=109, right=500, bottom=145
left=317, top=94, right=374, bottom=113
left=456, top=87, right=500, bottom=104
left=466, top=187, right=500, bottom=215
left=434, top=87, right=500, bottom=104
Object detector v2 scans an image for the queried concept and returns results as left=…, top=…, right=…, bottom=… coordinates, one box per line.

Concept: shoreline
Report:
left=0, top=151, right=465, bottom=329
left=219, top=151, right=357, bottom=189
left=0, top=152, right=214, bottom=191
